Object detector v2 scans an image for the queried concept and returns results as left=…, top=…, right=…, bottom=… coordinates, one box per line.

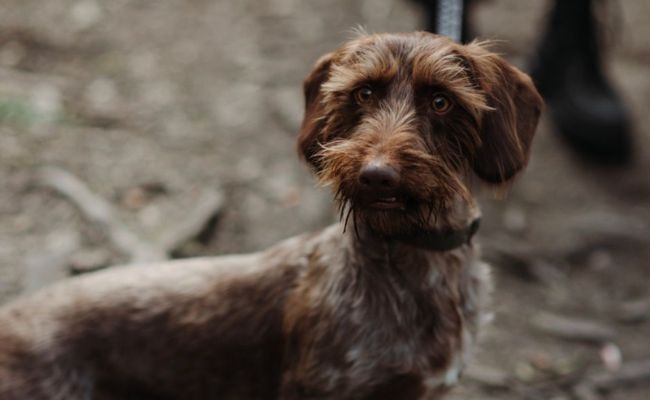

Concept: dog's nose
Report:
left=359, top=161, right=400, bottom=191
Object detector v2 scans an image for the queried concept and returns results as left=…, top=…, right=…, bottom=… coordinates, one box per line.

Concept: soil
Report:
left=1, top=0, right=648, bottom=398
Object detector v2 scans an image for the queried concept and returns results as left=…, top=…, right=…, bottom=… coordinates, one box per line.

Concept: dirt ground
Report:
left=1, top=0, right=649, bottom=398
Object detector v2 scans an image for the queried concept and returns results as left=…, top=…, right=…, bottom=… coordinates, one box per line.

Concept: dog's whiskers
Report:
left=342, top=203, right=354, bottom=233
left=352, top=209, right=362, bottom=241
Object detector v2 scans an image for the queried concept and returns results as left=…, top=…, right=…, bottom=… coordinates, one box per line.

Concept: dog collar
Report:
left=390, top=218, right=480, bottom=251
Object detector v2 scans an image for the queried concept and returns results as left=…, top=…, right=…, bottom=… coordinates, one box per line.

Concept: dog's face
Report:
left=299, top=32, right=542, bottom=234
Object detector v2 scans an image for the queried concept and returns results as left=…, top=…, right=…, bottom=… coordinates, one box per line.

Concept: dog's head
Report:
left=298, top=32, right=542, bottom=234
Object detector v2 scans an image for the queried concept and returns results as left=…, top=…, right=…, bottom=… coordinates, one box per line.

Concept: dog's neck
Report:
left=349, top=199, right=482, bottom=253
left=383, top=217, right=480, bottom=251
left=339, top=218, right=477, bottom=295
left=349, top=218, right=479, bottom=255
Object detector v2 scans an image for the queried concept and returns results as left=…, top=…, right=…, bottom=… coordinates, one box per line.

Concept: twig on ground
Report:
left=483, top=238, right=568, bottom=286
left=38, top=166, right=224, bottom=264
left=572, top=383, right=603, bottom=400
left=464, top=363, right=511, bottom=388
left=39, top=166, right=167, bottom=262
left=468, top=358, right=650, bottom=399
left=616, top=298, right=650, bottom=324
left=571, top=358, right=650, bottom=399
left=530, top=311, right=616, bottom=343
left=586, top=358, right=650, bottom=390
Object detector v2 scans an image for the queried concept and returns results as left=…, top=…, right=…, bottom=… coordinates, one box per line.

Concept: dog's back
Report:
left=0, top=240, right=309, bottom=399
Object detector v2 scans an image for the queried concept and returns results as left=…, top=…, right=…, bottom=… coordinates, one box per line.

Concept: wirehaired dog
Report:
left=0, top=32, right=542, bottom=399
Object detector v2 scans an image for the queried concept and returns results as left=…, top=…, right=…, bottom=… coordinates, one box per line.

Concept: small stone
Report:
left=122, top=187, right=148, bottom=210
left=70, top=0, right=102, bottom=31
left=555, top=357, right=577, bottom=376
left=600, top=342, right=622, bottom=371
left=281, top=187, right=302, bottom=208
left=503, top=207, right=527, bottom=233
left=120, top=183, right=167, bottom=210
left=514, top=361, right=535, bottom=382
left=528, top=351, right=553, bottom=371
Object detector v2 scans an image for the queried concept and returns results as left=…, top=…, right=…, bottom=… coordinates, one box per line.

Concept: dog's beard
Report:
left=335, top=189, right=455, bottom=236
left=326, top=172, right=468, bottom=236
left=315, top=135, right=471, bottom=236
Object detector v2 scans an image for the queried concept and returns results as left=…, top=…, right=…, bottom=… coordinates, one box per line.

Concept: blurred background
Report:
left=0, top=0, right=649, bottom=398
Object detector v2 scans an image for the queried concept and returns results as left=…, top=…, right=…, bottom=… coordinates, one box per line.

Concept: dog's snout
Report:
left=358, top=161, right=400, bottom=191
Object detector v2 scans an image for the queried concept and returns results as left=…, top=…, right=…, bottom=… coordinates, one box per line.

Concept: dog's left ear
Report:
left=298, top=52, right=334, bottom=169
left=464, top=43, right=543, bottom=183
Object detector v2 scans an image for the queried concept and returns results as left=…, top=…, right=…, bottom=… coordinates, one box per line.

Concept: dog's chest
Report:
left=329, top=287, right=469, bottom=398
left=287, top=241, right=488, bottom=398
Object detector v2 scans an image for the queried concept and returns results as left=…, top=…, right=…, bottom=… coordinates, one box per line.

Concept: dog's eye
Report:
left=354, top=86, right=373, bottom=104
left=431, top=93, right=452, bottom=114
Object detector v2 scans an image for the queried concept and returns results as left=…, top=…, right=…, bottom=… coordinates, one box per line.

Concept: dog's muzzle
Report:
left=357, top=160, right=405, bottom=210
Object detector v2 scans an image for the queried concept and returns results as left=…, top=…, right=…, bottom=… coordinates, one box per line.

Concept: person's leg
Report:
left=530, top=0, right=633, bottom=164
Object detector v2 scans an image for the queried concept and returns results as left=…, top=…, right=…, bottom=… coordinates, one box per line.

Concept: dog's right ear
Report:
left=298, top=52, right=334, bottom=169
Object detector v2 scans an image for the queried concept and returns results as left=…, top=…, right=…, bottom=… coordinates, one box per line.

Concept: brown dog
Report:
left=0, top=32, right=542, bottom=399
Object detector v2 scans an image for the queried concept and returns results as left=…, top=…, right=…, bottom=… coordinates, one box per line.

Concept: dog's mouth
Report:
left=368, top=196, right=405, bottom=210
left=352, top=192, right=409, bottom=211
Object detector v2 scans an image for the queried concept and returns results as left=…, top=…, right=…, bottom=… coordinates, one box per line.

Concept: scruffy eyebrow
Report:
left=413, top=49, right=468, bottom=85
left=322, top=44, right=399, bottom=94
left=412, top=49, right=490, bottom=119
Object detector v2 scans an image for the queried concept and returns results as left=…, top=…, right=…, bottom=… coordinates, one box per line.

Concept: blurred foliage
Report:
left=0, top=96, right=78, bottom=128
left=0, top=98, right=36, bottom=128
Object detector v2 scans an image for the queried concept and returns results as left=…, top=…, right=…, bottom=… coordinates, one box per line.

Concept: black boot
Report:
left=530, top=0, right=633, bottom=165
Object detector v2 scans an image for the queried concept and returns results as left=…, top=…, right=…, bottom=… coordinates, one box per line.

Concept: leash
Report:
left=436, top=0, right=465, bottom=43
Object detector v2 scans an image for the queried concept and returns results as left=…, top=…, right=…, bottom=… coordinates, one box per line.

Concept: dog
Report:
left=0, top=32, right=542, bottom=399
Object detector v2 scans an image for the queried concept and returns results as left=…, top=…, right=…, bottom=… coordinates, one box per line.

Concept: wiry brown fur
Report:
left=0, top=32, right=541, bottom=400
left=300, top=32, right=541, bottom=236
